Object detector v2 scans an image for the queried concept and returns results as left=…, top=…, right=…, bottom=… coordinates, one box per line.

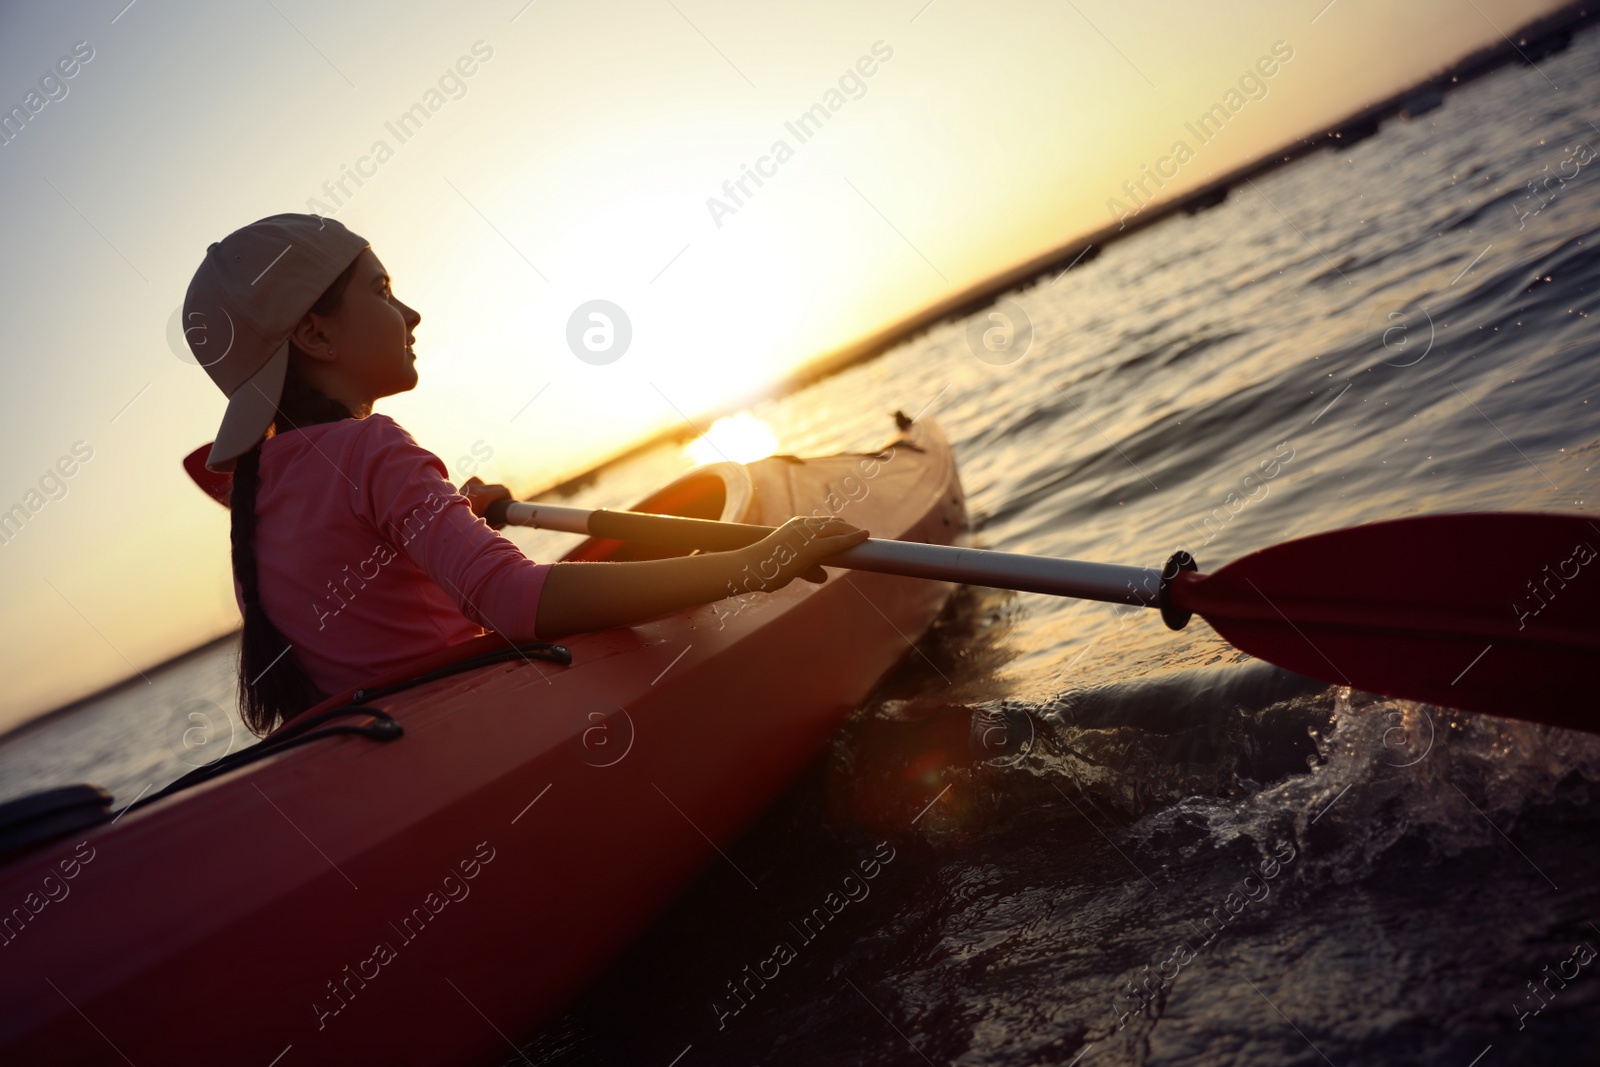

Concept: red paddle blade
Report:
left=183, top=443, right=233, bottom=507
left=1171, top=513, right=1599, bottom=732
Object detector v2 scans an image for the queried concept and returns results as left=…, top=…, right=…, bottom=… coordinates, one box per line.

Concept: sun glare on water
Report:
left=685, top=413, right=779, bottom=465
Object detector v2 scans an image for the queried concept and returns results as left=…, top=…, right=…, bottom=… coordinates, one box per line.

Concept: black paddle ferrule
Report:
left=1158, top=551, right=1198, bottom=630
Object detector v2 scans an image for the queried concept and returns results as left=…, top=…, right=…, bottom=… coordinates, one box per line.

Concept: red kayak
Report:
left=0, top=416, right=964, bottom=1065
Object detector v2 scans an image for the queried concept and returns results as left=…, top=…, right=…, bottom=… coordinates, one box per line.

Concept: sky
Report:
left=0, top=0, right=1570, bottom=731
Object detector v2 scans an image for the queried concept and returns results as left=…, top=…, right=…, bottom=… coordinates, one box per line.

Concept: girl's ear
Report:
left=289, top=310, right=339, bottom=364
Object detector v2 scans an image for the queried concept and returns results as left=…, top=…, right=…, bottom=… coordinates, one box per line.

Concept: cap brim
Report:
left=205, top=342, right=288, bottom=472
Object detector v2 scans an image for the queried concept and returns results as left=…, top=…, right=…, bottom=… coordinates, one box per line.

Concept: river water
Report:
left=5, top=23, right=1600, bottom=1067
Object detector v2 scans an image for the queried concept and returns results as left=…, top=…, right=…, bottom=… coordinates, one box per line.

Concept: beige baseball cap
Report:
left=183, top=213, right=369, bottom=471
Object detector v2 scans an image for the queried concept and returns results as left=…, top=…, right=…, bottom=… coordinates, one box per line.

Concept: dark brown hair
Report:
left=231, top=254, right=364, bottom=736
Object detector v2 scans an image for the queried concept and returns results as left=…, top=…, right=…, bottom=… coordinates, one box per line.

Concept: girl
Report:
left=185, top=213, right=867, bottom=737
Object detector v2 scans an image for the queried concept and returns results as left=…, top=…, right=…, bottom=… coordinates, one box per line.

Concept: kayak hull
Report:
left=0, top=419, right=964, bottom=1065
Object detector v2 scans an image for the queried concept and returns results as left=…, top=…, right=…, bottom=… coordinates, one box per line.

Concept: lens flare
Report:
left=685, top=413, right=779, bottom=465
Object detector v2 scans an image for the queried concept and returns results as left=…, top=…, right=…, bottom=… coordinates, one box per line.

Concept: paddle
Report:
left=182, top=444, right=1597, bottom=732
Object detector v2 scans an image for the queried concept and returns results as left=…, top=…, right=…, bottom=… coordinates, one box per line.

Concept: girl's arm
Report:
left=532, top=516, right=868, bottom=639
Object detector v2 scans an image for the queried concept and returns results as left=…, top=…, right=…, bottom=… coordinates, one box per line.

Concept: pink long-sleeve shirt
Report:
left=244, top=413, right=554, bottom=698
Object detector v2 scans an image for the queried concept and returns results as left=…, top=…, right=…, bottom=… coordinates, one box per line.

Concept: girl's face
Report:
left=306, top=248, right=422, bottom=405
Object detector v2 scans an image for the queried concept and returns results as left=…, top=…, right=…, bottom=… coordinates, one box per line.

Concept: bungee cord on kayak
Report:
left=117, top=639, right=576, bottom=818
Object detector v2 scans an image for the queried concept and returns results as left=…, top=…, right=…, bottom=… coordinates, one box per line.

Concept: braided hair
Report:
left=231, top=255, right=363, bottom=736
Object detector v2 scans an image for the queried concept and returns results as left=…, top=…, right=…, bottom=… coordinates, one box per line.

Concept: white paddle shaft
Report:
left=500, top=502, right=1167, bottom=608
